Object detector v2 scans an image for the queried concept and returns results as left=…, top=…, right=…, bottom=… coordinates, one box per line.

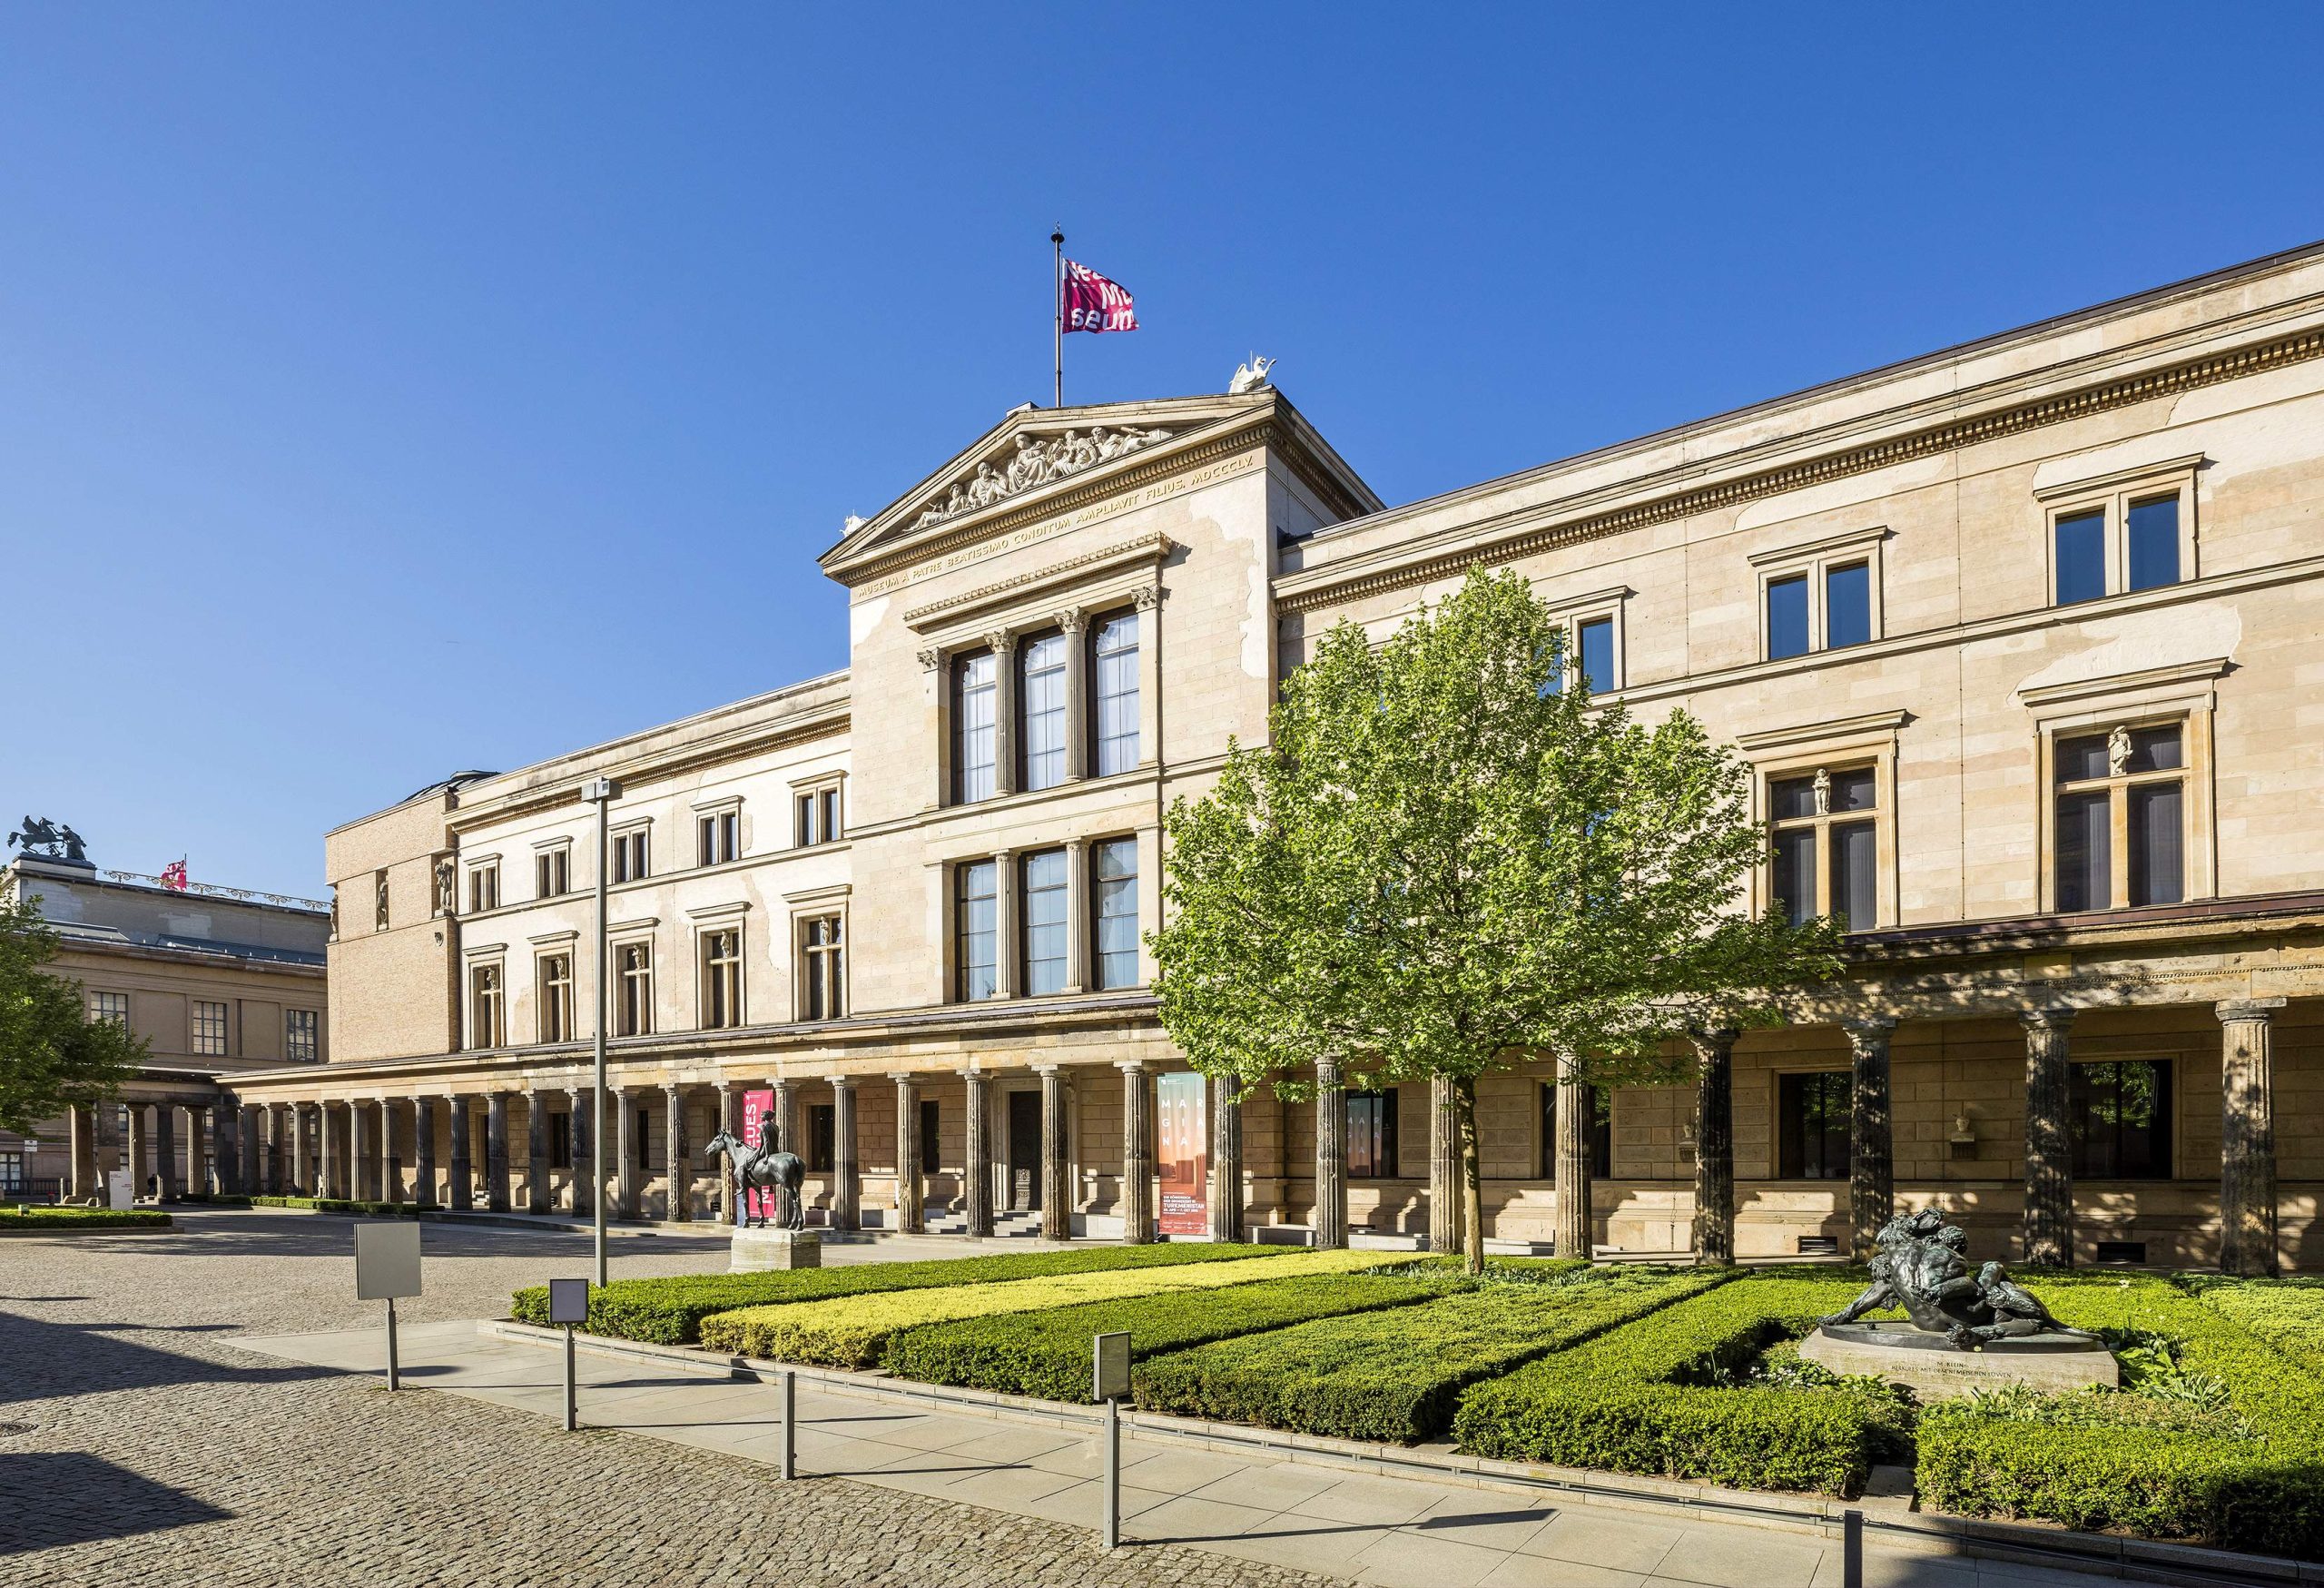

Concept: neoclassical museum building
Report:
left=204, top=242, right=2324, bottom=1275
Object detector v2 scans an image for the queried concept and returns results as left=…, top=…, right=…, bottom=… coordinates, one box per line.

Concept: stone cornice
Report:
left=1276, top=323, right=2324, bottom=616
left=901, top=530, right=1176, bottom=632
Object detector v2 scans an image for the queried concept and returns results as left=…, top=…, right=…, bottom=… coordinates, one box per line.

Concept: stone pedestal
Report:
left=1800, top=1322, right=2117, bottom=1397
left=731, top=1228, right=822, bottom=1273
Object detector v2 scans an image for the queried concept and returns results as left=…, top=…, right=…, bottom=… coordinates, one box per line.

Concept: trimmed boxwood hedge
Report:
left=251, top=1195, right=421, bottom=1218
left=699, top=1248, right=1380, bottom=1368
left=511, top=1242, right=1279, bottom=1345
left=1915, top=1272, right=2324, bottom=1556
left=1133, top=1265, right=1728, bottom=1445
left=883, top=1270, right=1448, bottom=1401
left=0, top=1206, right=171, bottom=1230
left=1452, top=1272, right=1876, bottom=1494
left=2176, top=1273, right=2324, bottom=1376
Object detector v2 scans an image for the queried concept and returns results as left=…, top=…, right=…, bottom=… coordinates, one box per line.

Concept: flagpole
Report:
left=1051, top=227, right=1065, bottom=408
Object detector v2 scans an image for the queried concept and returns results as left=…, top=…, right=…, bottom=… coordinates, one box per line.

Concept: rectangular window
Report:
left=701, top=929, right=742, bottom=1030
left=2054, top=509, right=2108, bottom=605
left=1777, top=1071, right=1851, bottom=1179
left=2126, top=495, right=2181, bottom=593
left=91, top=991, right=130, bottom=1027
left=1575, top=616, right=1615, bottom=695
left=808, top=1104, right=835, bottom=1173
left=795, top=788, right=843, bottom=846
left=956, top=861, right=999, bottom=1001
left=550, top=1111, right=572, bottom=1170
left=954, top=652, right=998, bottom=802
left=468, top=967, right=503, bottom=1050
left=1093, top=611, right=1140, bottom=775
left=533, top=848, right=569, bottom=899
left=1345, top=1089, right=1399, bottom=1179
left=468, top=863, right=500, bottom=913
left=613, top=829, right=649, bottom=884
left=820, top=788, right=841, bottom=843
left=696, top=810, right=739, bottom=867
left=1538, top=1083, right=1613, bottom=1179
left=538, top=954, right=574, bottom=1042
left=2070, top=1060, right=2172, bottom=1179
left=285, top=1008, right=319, bottom=1062
left=1020, top=632, right=1068, bottom=791
left=1766, top=574, right=1811, bottom=660
left=920, top=1098, right=940, bottom=1175
left=1824, top=562, right=1870, bottom=649
left=1093, top=837, right=1139, bottom=990
left=192, top=1000, right=229, bottom=1057
left=616, top=942, right=653, bottom=1036
left=802, top=915, right=845, bottom=1021
left=2053, top=725, right=2183, bottom=912
left=1767, top=766, right=1880, bottom=931
left=1021, top=849, right=1068, bottom=995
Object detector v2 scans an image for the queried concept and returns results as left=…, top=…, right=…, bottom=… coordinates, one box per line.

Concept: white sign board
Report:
left=547, top=1277, right=589, bottom=1326
left=354, top=1221, right=422, bottom=1301
left=1092, top=1330, right=1131, bottom=1402
left=105, top=1169, right=132, bottom=1210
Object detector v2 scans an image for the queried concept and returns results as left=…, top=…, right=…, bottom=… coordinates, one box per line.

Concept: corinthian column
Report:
left=1843, top=1018, right=1897, bottom=1263
left=2021, top=1008, right=2075, bottom=1267
left=2219, top=998, right=2285, bottom=1277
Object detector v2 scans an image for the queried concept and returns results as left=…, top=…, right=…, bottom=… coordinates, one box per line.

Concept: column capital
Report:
left=888, top=1070, right=918, bottom=1085
left=916, top=646, right=942, bottom=672
left=1314, top=1054, right=1344, bottom=1086
left=1688, top=1026, right=1742, bottom=1054
left=828, top=1073, right=856, bottom=1093
left=984, top=628, right=1018, bottom=656
left=1030, top=1062, right=1062, bottom=1079
left=2217, top=997, right=2288, bottom=1023
left=1054, top=605, right=1089, bottom=635
left=1839, top=1016, right=1897, bottom=1054
left=2020, top=1006, right=2078, bottom=1033
left=1132, top=585, right=1160, bottom=611
left=1114, top=1059, right=1148, bottom=1076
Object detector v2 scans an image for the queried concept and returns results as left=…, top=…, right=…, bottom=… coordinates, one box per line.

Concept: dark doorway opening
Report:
left=1007, top=1090, right=1040, bottom=1211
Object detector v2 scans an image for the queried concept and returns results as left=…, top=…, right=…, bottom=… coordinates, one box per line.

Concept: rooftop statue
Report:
left=8, top=816, right=87, bottom=863
left=1820, top=1207, right=2092, bottom=1350
left=1228, top=354, right=1276, bottom=395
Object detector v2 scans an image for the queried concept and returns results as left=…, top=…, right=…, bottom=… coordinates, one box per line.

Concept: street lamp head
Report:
left=581, top=777, right=620, bottom=804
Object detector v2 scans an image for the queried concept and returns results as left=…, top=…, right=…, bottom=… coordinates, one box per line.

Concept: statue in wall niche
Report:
left=1812, top=768, right=1832, bottom=816
left=1819, top=1207, right=2096, bottom=1350
left=2108, top=724, right=2132, bottom=776
left=435, top=859, right=457, bottom=917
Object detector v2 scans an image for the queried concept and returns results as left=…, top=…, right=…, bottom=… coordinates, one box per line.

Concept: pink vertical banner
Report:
left=1156, top=1072, right=1208, bottom=1237
left=741, top=1088, right=775, bottom=1222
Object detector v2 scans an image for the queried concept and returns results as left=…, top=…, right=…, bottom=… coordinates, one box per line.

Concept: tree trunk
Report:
left=1457, top=1075, right=1485, bottom=1276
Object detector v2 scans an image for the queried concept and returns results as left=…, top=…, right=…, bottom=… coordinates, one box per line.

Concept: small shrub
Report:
left=883, top=1271, right=1446, bottom=1401
left=700, top=1249, right=1379, bottom=1368
left=1452, top=1273, right=1876, bottom=1494
left=513, top=1242, right=1284, bottom=1345
left=1134, top=1265, right=1726, bottom=1445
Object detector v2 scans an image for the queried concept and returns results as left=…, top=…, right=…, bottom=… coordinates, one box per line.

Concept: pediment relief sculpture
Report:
left=911, top=423, right=1174, bottom=528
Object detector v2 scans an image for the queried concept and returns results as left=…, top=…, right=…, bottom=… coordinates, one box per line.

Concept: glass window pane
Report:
left=1094, top=612, right=1140, bottom=776
left=955, top=653, right=997, bottom=803
left=2126, top=495, right=2180, bottom=592
left=2129, top=782, right=2183, bottom=906
left=1830, top=767, right=1877, bottom=813
left=2071, top=1060, right=2172, bottom=1179
left=1093, top=837, right=1139, bottom=989
left=1771, top=827, right=1817, bottom=926
left=957, top=860, right=998, bottom=1000
left=2054, top=790, right=2111, bottom=911
left=1022, top=849, right=1068, bottom=995
left=1778, top=1071, right=1851, bottom=1179
left=2055, top=733, right=2111, bottom=784
left=2128, top=725, right=2181, bottom=773
left=1825, top=562, right=1870, bottom=649
left=1769, top=775, right=1818, bottom=821
left=1020, top=633, right=1067, bottom=791
left=2055, top=509, right=2107, bottom=605
left=1576, top=617, right=1614, bottom=694
left=1831, top=820, right=1877, bottom=931
left=1767, top=574, right=1810, bottom=659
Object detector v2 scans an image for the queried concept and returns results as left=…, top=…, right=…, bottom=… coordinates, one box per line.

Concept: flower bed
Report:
left=1915, top=1272, right=2324, bottom=1556
left=0, top=1205, right=172, bottom=1230
left=513, top=1242, right=1278, bottom=1346
left=697, top=1249, right=1380, bottom=1368
left=882, top=1270, right=1448, bottom=1401
left=1133, top=1264, right=1727, bottom=1445
left=1452, top=1272, right=1876, bottom=1494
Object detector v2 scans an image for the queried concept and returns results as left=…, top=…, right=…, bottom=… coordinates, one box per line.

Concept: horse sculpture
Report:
left=703, top=1130, right=806, bottom=1231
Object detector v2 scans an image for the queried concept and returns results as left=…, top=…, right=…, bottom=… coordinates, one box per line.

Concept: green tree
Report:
left=0, top=894, right=146, bottom=1136
left=1152, top=567, right=1838, bottom=1272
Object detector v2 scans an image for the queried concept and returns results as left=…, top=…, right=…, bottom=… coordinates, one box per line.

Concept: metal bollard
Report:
left=1842, top=1506, right=1863, bottom=1588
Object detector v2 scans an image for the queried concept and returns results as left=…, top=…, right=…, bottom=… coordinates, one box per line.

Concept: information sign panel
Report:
left=353, top=1221, right=422, bottom=1301
left=548, top=1277, right=589, bottom=1326
left=1093, top=1331, right=1131, bottom=1402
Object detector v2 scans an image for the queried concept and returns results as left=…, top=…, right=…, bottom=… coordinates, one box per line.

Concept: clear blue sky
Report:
left=6, top=5, right=2321, bottom=897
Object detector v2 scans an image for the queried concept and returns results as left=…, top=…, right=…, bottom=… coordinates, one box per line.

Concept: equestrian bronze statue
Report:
left=703, top=1130, right=806, bottom=1231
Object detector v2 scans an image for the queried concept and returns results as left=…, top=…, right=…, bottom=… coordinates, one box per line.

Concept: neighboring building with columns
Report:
left=1, top=847, right=328, bottom=1203
left=227, top=242, right=2324, bottom=1275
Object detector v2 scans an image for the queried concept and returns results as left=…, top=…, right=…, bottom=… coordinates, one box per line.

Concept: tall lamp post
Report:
left=582, top=775, right=621, bottom=1287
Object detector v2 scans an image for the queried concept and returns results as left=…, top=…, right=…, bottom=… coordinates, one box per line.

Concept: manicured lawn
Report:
left=697, top=1248, right=1382, bottom=1368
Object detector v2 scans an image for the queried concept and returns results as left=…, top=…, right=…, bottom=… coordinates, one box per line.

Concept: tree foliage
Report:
left=0, top=893, right=146, bottom=1135
left=1152, top=567, right=1838, bottom=1269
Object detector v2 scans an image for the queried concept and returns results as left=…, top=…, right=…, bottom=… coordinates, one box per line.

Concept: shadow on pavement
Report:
left=0, top=1452, right=235, bottom=1554
left=0, top=1311, right=330, bottom=1405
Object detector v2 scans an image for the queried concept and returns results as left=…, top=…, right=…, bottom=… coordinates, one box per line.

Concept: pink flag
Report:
left=1061, top=258, right=1138, bottom=334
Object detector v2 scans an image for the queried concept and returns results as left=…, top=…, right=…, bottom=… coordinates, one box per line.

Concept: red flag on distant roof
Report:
left=160, top=859, right=188, bottom=891
left=1061, top=258, right=1138, bottom=334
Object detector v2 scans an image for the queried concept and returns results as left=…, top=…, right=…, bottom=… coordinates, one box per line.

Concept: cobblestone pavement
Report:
left=1, top=1210, right=1354, bottom=1587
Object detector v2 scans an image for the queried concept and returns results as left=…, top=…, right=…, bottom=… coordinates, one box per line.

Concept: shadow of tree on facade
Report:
left=0, top=1453, right=234, bottom=1554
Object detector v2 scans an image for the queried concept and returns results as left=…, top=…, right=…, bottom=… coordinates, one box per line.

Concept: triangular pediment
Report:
left=822, top=392, right=1276, bottom=579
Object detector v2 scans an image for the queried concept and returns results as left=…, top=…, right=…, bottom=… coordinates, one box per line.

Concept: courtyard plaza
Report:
left=2, top=1209, right=2108, bottom=1588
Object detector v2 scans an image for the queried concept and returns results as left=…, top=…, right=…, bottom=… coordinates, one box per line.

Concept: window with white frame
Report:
left=286, top=1008, right=319, bottom=1061
left=2053, top=723, right=2185, bottom=911
left=192, top=1000, right=229, bottom=1057
left=534, top=845, right=570, bottom=898
left=956, top=860, right=1000, bottom=1001
left=1093, top=610, right=1140, bottom=775
left=953, top=651, right=998, bottom=802
left=615, top=942, right=654, bottom=1035
left=468, top=862, right=500, bottom=914
left=2040, top=459, right=2196, bottom=607
left=700, top=928, right=743, bottom=1030
left=90, top=991, right=129, bottom=1027
left=1768, top=765, right=1880, bottom=930
left=538, top=953, right=574, bottom=1042
left=696, top=808, right=739, bottom=867
left=468, top=965, right=504, bottom=1050
left=794, top=783, right=842, bottom=846
left=1752, top=531, right=1884, bottom=661
left=1093, top=837, right=1140, bottom=990
left=1021, top=849, right=1068, bottom=995
left=802, top=914, right=844, bottom=1020
left=1020, top=631, right=1068, bottom=790
left=613, top=826, right=649, bottom=884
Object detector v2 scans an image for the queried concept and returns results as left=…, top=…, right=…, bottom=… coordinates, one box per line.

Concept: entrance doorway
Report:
left=1007, top=1090, right=1040, bottom=1211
